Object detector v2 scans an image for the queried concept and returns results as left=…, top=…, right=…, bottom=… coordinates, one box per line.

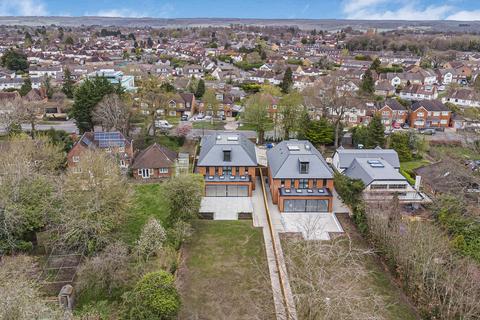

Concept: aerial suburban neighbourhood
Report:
left=1, top=1, right=480, bottom=320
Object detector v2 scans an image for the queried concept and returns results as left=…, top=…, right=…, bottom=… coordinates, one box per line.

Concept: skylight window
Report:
left=287, top=145, right=300, bottom=151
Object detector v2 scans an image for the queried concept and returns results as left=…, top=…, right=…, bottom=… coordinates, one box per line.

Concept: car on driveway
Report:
left=419, top=128, right=436, bottom=135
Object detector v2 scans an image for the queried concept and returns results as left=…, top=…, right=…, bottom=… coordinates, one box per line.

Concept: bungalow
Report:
left=267, top=140, right=334, bottom=213
left=442, top=89, right=480, bottom=108
left=67, top=131, right=134, bottom=173
left=332, top=147, right=400, bottom=173
left=409, top=100, right=451, bottom=129
left=131, top=143, right=177, bottom=179
left=196, top=132, right=257, bottom=197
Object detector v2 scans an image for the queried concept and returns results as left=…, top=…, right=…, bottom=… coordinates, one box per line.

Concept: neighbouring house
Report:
left=164, top=93, right=196, bottom=117
left=87, top=69, right=136, bottom=92
left=377, top=99, right=408, bottom=128
left=267, top=140, right=334, bottom=212
left=374, top=80, right=395, bottom=97
left=131, top=143, right=177, bottom=179
left=333, top=148, right=427, bottom=203
left=67, top=131, right=134, bottom=173
left=442, top=89, right=480, bottom=108
left=196, top=132, right=257, bottom=197
left=409, top=100, right=451, bottom=128
left=399, top=84, right=438, bottom=101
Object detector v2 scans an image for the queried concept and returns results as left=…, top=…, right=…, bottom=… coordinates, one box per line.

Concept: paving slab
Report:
left=199, top=197, right=253, bottom=220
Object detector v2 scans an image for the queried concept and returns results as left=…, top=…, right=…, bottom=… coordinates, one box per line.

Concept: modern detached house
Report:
left=196, top=132, right=257, bottom=197
left=131, top=143, right=177, bottom=180
left=267, top=140, right=334, bottom=213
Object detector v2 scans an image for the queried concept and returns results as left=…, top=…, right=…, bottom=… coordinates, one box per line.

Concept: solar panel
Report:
left=94, top=132, right=125, bottom=148
left=83, top=137, right=92, bottom=147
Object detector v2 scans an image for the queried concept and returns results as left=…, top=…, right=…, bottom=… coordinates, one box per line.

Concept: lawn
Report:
left=282, top=214, right=418, bottom=320
left=400, top=159, right=430, bottom=172
left=192, top=121, right=225, bottom=130
left=177, top=220, right=275, bottom=320
left=117, top=183, right=170, bottom=245
left=238, top=122, right=274, bottom=131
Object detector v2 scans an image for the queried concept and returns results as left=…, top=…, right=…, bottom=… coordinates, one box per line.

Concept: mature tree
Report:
left=93, top=93, right=132, bottom=136
left=388, top=132, right=412, bottom=162
left=370, top=57, right=381, bottom=72
left=0, top=255, right=61, bottom=319
left=244, top=93, right=273, bottom=144
left=280, top=67, right=293, bottom=94
left=42, top=76, right=54, bottom=99
left=19, top=77, right=32, bottom=97
left=138, top=77, right=174, bottom=136
left=352, top=125, right=369, bottom=147
left=164, top=174, right=204, bottom=226
left=366, top=114, right=385, bottom=148
left=0, top=48, right=29, bottom=72
left=360, top=69, right=375, bottom=95
left=304, top=118, right=335, bottom=147
left=71, top=77, right=119, bottom=133
left=474, top=75, right=480, bottom=93
left=259, top=84, right=282, bottom=96
left=62, top=68, right=75, bottom=99
left=135, top=218, right=167, bottom=262
left=0, top=135, right=63, bottom=253
left=76, top=242, right=131, bottom=297
left=195, top=79, right=205, bottom=99
left=24, top=32, right=33, bottom=47
left=123, top=271, right=181, bottom=320
left=202, top=88, right=220, bottom=118
left=64, top=36, right=74, bottom=46
left=55, top=150, right=131, bottom=254
left=279, top=92, right=303, bottom=139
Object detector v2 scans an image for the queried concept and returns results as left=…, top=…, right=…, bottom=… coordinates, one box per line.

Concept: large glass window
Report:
left=223, top=166, right=232, bottom=175
left=283, top=199, right=329, bottom=212
left=299, top=179, right=308, bottom=189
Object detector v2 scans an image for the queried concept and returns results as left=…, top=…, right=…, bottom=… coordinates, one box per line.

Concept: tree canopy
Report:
left=0, top=48, right=29, bottom=72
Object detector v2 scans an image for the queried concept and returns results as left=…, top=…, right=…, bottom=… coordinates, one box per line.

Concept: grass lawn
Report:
left=192, top=121, right=225, bottom=130
left=400, top=159, right=431, bottom=172
left=165, top=116, right=180, bottom=125
left=282, top=214, right=418, bottom=320
left=117, top=183, right=170, bottom=245
left=177, top=220, right=275, bottom=320
left=238, top=122, right=274, bottom=131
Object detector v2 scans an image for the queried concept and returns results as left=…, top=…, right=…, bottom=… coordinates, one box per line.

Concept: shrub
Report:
left=164, top=174, right=204, bottom=225
left=135, top=218, right=167, bottom=261
left=123, top=271, right=181, bottom=320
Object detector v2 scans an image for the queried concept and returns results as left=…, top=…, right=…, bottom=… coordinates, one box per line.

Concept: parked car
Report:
left=155, top=120, right=173, bottom=129
left=181, top=115, right=189, bottom=121
left=419, top=128, right=436, bottom=135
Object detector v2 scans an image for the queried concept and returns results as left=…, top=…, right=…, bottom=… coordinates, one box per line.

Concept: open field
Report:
left=177, top=220, right=275, bottom=320
left=282, top=213, right=418, bottom=320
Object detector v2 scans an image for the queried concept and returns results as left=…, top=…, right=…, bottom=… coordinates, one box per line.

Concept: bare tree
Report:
left=93, top=93, right=132, bottom=136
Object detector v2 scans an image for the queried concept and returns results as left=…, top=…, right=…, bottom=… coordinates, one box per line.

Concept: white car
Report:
left=155, top=120, right=173, bottom=129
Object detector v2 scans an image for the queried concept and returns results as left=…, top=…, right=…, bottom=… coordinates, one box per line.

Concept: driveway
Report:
left=199, top=197, right=253, bottom=220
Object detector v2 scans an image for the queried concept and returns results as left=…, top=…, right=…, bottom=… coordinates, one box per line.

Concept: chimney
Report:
left=414, top=175, right=421, bottom=190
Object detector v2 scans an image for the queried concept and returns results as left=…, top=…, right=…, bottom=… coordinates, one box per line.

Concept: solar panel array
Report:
left=94, top=132, right=126, bottom=148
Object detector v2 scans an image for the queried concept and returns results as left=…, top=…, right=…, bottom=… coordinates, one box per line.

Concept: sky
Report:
left=1, top=0, right=480, bottom=21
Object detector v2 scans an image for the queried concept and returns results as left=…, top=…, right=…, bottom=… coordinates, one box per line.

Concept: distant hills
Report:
left=0, top=16, right=479, bottom=32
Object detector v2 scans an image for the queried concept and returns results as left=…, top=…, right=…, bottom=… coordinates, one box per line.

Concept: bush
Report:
left=123, top=271, right=181, bottom=320
left=164, top=174, right=204, bottom=225
left=135, top=218, right=167, bottom=261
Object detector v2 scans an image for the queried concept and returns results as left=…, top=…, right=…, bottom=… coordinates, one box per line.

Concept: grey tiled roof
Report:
left=343, top=158, right=406, bottom=186
left=335, top=148, right=400, bottom=169
left=197, top=132, right=257, bottom=166
left=267, top=140, right=333, bottom=179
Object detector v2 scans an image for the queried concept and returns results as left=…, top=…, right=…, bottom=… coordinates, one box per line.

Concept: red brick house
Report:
left=67, top=132, right=134, bottom=173
left=409, top=100, right=451, bottom=129
left=377, top=99, right=408, bottom=128
left=166, top=93, right=196, bottom=117
left=131, top=143, right=177, bottom=179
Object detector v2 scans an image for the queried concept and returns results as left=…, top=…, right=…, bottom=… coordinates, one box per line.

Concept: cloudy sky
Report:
left=1, top=0, right=480, bottom=20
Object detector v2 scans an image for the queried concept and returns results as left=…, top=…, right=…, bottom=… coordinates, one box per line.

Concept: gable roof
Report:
left=382, top=99, right=406, bottom=111
left=267, top=140, right=333, bottom=179
left=343, top=157, right=406, bottom=186
left=411, top=100, right=449, bottom=112
left=131, top=143, right=177, bottom=169
left=334, top=148, right=400, bottom=169
left=197, top=132, right=257, bottom=167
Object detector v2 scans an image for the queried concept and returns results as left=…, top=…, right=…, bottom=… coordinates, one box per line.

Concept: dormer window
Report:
left=299, top=161, right=309, bottom=174
left=223, top=149, right=231, bottom=162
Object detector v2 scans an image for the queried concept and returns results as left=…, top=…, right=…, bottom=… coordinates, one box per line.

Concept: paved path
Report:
left=253, top=178, right=298, bottom=320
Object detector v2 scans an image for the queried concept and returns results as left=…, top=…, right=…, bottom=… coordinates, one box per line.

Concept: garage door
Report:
left=283, top=199, right=329, bottom=212
left=205, top=185, right=248, bottom=197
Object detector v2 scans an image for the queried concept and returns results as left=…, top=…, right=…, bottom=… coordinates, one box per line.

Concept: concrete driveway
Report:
left=199, top=197, right=253, bottom=220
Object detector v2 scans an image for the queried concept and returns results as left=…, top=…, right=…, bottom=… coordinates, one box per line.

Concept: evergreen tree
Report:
left=360, top=69, right=374, bottom=95
left=42, top=76, right=53, bottom=99
left=370, top=58, right=381, bottom=72
left=19, top=77, right=32, bottom=96
left=280, top=67, right=293, bottom=94
left=474, top=76, right=480, bottom=93
left=62, top=68, right=75, bottom=99
left=367, top=114, right=385, bottom=148
left=64, top=36, right=74, bottom=46
left=305, top=118, right=335, bottom=146
left=195, top=79, right=205, bottom=99
left=389, top=132, right=413, bottom=162
left=70, top=77, right=118, bottom=133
